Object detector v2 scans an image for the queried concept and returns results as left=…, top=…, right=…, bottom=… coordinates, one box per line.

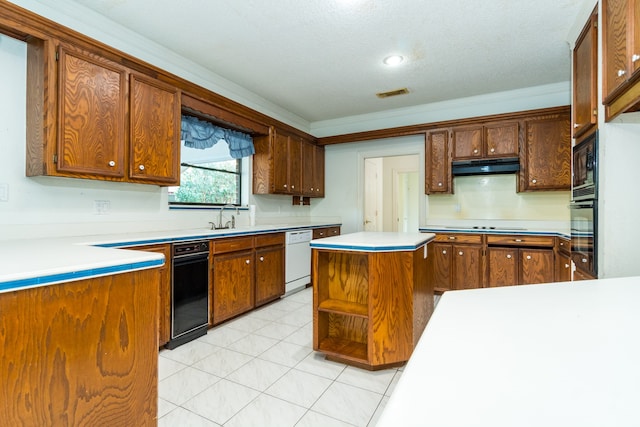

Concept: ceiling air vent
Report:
left=376, top=88, right=409, bottom=98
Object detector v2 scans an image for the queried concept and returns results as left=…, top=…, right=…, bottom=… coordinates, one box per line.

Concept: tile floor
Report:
left=157, top=287, right=403, bottom=427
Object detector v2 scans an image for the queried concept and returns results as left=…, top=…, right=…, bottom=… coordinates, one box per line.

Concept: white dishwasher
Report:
left=284, top=229, right=313, bottom=295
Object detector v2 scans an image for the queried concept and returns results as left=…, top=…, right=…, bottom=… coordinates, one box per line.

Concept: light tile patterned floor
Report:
left=158, top=287, right=402, bottom=426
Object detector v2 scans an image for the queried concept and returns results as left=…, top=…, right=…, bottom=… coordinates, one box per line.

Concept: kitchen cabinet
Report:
left=425, top=128, right=452, bottom=194
left=452, top=121, right=519, bottom=160
left=313, top=226, right=341, bottom=239
left=573, top=268, right=597, bottom=281
left=487, top=235, right=555, bottom=286
left=572, top=7, right=598, bottom=139
left=519, top=111, right=571, bottom=191
left=253, top=127, right=324, bottom=197
left=0, top=268, right=159, bottom=425
left=211, top=237, right=255, bottom=324
left=128, top=243, right=172, bottom=347
left=254, top=233, right=285, bottom=307
left=211, top=233, right=285, bottom=324
left=556, top=236, right=572, bottom=282
left=432, top=233, right=484, bottom=292
left=26, top=43, right=180, bottom=185
left=313, top=238, right=432, bottom=369
left=602, top=0, right=640, bottom=119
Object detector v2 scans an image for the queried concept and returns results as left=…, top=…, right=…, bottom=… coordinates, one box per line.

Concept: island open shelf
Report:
left=311, top=232, right=435, bottom=370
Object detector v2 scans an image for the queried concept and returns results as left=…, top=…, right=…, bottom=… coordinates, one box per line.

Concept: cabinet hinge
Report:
left=53, top=154, right=57, bottom=164
left=593, top=108, right=597, bottom=116
left=55, top=51, right=59, bottom=61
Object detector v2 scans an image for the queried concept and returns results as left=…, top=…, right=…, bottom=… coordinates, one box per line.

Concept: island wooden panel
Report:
left=0, top=269, right=159, bottom=426
left=313, top=244, right=432, bottom=370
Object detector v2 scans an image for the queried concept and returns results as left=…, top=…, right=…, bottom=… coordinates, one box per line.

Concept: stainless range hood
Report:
left=451, top=157, right=520, bottom=176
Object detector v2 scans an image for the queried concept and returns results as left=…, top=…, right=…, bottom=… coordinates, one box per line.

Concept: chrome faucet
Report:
left=215, top=204, right=237, bottom=229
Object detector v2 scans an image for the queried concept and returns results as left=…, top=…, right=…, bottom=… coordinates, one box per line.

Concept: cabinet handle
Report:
left=138, top=164, right=145, bottom=171
left=442, top=250, right=447, bottom=254
left=582, top=258, right=588, bottom=263
left=531, top=179, right=537, bottom=184
left=319, top=232, right=324, bottom=236
left=108, top=160, right=116, bottom=167
left=526, top=255, right=532, bottom=260
left=574, top=123, right=580, bottom=128
left=438, top=182, right=443, bottom=187
left=565, top=263, right=570, bottom=268
left=291, top=185, right=295, bottom=189
left=633, top=54, right=640, bottom=62
left=259, top=256, right=264, bottom=262
left=506, top=254, right=512, bottom=259
left=514, top=239, right=523, bottom=242
left=316, top=188, right=320, bottom=192
left=284, top=184, right=288, bottom=188
left=448, top=236, right=456, bottom=240
left=618, top=69, right=626, bottom=77
left=490, top=148, right=495, bottom=153
left=458, top=251, right=464, bottom=256
left=473, top=149, right=478, bottom=154
left=310, top=187, right=314, bottom=191
left=246, top=259, right=251, bottom=264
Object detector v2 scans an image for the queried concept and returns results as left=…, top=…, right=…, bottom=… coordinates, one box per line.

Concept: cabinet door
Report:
left=487, top=247, right=518, bottom=287
left=573, top=9, right=598, bottom=138
left=432, top=243, right=452, bottom=291
left=273, top=132, right=290, bottom=194
left=520, top=249, right=554, bottom=285
left=425, top=128, right=451, bottom=194
left=520, top=113, right=571, bottom=191
left=484, top=121, right=519, bottom=158
left=556, top=251, right=572, bottom=282
left=128, top=244, right=171, bottom=347
left=452, top=244, right=483, bottom=289
left=301, top=140, right=315, bottom=196
left=255, top=245, right=284, bottom=306
left=57, top=45, right=126, bottom=178
left=129, top=74, right=180, bottom=185
left=288, top=136, right=303, bottom=195
left=452, top=126, right=483, bottom=160
left=313, top=144, right=325, bottom=197
left=603, top=0, right=629, bottom=100
left=212, top=250, right=254, bottom=324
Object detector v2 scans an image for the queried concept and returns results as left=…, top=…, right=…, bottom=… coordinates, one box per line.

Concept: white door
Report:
left=364, top=158, right=381, bottom=231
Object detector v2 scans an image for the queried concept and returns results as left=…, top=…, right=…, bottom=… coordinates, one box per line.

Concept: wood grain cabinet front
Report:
left=602, top=0, right=640, bottom=119
left=452, top=121, right=519, bottom=160
left=26, top=43, right=180, bottom=185
left=556, top=237, right=572, bottom=282
left=572, top=6, right=598, bottom=138
left=432, top=233, right=484, bottom=292
left=212, top=248, right=255, bottom=325
left=487, top=235, right=555, bottom=286
left=254, top=233, right=285, bottom=307
left=425, top=128, right=452, bottom=194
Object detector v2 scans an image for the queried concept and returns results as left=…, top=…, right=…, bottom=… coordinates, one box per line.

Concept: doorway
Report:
left=363, top=154, right=420, bottom=232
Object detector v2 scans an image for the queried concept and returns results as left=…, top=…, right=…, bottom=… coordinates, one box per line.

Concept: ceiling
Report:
left=65, top=0, right=584, bottom=123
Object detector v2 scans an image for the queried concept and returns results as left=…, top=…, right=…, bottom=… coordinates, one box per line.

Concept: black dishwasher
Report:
left=167, top=240, right=209, bottom=349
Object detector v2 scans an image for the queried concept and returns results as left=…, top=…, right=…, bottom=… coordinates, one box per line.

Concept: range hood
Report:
left=451, top=157, right=520, bottom=176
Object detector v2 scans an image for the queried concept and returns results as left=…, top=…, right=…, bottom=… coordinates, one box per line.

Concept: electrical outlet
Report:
left=94, top=200, right=111, bottom=214
left=0, top=183, right=8, bottom=202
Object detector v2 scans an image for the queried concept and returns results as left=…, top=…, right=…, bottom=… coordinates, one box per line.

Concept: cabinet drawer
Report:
left=486, top=234, right=554, bottom=247
left=557, top=237, right=571, bottom=255
left=313, top=227, right=340, bottom=239
left=255, top=232, right=285, bottom=248
left=434, top=233, right=482, bottom=244
left=213, top=236, right=254, bottom=254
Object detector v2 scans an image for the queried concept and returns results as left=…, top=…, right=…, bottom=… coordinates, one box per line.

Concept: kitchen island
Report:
left=377, top=276, right=640, bottom=427
left=311, top=231, right=435, bottom=370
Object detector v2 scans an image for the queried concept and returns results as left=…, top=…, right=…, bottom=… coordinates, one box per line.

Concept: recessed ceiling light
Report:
left=383, top=55, right=404, bottom=66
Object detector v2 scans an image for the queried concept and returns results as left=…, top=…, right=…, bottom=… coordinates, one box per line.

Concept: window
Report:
left=168, top=139, right=242, bottom=206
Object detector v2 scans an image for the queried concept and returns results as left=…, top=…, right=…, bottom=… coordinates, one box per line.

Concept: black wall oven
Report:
left=570, top=131, right=598, bottom=277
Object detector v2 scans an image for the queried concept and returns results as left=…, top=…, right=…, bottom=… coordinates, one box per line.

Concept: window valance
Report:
left=180, top=115, right=255, bottom=159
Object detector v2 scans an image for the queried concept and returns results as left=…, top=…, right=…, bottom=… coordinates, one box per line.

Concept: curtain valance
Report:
left=180, top=115, right=255, bottom=159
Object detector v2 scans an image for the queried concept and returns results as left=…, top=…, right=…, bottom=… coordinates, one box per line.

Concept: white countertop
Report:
left=310, top=231, right=435, bottom=252
left=377, top=276, right=640, bottom=427
left=0, top=222, right=340, bottom=293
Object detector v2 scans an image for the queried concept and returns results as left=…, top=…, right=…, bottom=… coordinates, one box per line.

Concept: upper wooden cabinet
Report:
left=253, top=126, right=324, bottom=197
left=27, top=43, right=180, bottom=185
left=519, top=111, right=571, bottom=191
left=572, top=7, right=598, bottom=139
left=452, top=121, right=519, bottom=160
left=425, top=128, right=452, bottom=194
left=602, top=0, right=640, bottom=119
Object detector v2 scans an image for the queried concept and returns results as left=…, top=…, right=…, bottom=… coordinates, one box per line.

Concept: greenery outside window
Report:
left=168, top=139, right=241, bottom=206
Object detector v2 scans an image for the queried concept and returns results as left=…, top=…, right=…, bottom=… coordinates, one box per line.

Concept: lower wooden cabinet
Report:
left=487, top=235, right=555, bottom=286
left=556, top=236, right=572, bottom=282
left=211, top=233, right=285, bottom=325
left=432, top=233, right=484, bottom=292
left=128, top=243, right=171, bottom=347
left=313, top=226, right=341, bottom=239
